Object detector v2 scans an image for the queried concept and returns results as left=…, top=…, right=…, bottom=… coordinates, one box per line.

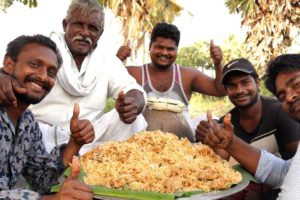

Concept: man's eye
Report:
left=295, top=82, right=300, bottom=87
left=48, top=70, right=57, bottom=78
left=29, top=62, right=39, bottom=68
left=89, top=26, right=99, bottom=32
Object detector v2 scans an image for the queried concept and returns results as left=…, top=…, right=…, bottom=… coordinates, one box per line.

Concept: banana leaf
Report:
left=51, top=164, right=256, bottom=200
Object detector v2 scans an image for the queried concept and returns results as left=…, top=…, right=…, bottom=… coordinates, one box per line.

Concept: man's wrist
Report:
left=226, top=135, right=236, bottom=151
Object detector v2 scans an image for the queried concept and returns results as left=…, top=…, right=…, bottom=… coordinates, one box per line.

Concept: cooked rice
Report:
left=80, top=130, right=242, bottom=193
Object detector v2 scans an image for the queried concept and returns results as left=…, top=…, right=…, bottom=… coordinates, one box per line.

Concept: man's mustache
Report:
left=72, top=35, right=92, bottom=45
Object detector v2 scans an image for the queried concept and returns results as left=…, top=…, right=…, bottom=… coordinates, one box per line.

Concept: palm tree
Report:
left=225, top=0, right=300, bottom=74
left=1, top=0, right=37, bottom=11
left=98, top=0, right=183, bottom=58
left=1, top=0, right=183, bottom=61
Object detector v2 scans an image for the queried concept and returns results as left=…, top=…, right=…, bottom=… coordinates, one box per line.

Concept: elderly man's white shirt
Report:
left=30, top=32, right=147, bottom=154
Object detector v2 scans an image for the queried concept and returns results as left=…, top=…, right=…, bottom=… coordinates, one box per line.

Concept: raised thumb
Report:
left=125, top=40, right=131, bottom=47
left=210, top=39, right=215, bottom=48
left=206, top=110, right=214, bottom=127
left=117, top=91, right=125, bottom=102
left=70, top=156, right=80, bottom=179
left=70, top=103, right=80, bottom=132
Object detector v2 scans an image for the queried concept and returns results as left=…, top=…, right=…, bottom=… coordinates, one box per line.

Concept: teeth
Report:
left=30, top=82, right=43, bottom=91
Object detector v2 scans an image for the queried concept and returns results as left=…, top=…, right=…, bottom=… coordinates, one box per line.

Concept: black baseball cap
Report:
left=221, top=58, right=257, bottom=84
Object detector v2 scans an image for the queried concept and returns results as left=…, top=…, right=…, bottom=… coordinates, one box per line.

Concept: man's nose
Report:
left=235, top=84, right=244, bottom=93
left=80, top=25, right=89, bottom=36
left=36, top=67, right=48, bottom=82
left=286, top=88, right=297, bottom=103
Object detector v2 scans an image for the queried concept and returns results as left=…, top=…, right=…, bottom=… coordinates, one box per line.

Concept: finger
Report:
left=195, top=128, right=206, bottom=143
left=3, top=79, right=21, bottom=107
left=125, top=40, right=131, bottom=47
left=117, top=91, right=125, bottom=103
left=70, top=156, right=80, bottom=179
left=210, top=39, right=215, bottom=48
left=12, top=79, right=27, bottom=94
left=206, top=110, right=214, bottom=127
left=72, top=120, right=94, bottom=137
left=72, top=131, right=95, bottom=144
left=70, top=103, right=80, bottom=132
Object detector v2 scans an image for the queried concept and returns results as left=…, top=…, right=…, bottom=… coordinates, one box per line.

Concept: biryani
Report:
left=80, top=130, right=242, bottom=193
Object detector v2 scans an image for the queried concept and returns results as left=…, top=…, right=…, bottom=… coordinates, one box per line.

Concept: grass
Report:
left=188, top=93, right=233, bottom=118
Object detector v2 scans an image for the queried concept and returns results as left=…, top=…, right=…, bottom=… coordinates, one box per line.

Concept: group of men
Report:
left=1, top=0, right=300, bottom=199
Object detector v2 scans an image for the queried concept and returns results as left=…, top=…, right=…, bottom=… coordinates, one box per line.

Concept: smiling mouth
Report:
left=234, top=95, right=248, bottom=100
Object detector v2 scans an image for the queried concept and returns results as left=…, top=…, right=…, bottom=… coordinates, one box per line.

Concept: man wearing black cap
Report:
left=196, top=58, right=300, bottom=199
left=201, top=58, right=300, bottom=160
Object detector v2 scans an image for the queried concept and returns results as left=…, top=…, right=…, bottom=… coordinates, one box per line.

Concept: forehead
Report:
left=69, top=9, right=102, bottom=25
left=18, top=43, right=58, bottom=68
left=152, top=37, right=177, bottom=47
left=275, top=71, right=300, bottom=92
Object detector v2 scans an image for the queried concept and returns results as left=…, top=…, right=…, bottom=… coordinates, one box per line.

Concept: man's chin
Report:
left=15, top=93, right=45, bottom=105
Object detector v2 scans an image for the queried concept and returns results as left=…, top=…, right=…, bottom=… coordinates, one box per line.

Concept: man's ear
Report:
left=3, top=56, right=14, bottom=75
left=62, top=19, right=67, bottom=31
left=148, top=42, right=152, bottom=51
left=256, top=77, right=260, bottom=87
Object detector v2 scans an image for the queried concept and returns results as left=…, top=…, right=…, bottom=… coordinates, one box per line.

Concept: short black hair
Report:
left=265, top=54, right=300, bottom=95
left=5, top=34, right=63, bottom=69
left=150, top=22, right=180, bottom=46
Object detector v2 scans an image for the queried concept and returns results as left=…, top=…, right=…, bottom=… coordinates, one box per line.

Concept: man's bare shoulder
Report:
left=126, top=66, right=142, bottom=73
left=126, top=66, right=142, bottom=69
left=125, top=66, right=142, bottom=81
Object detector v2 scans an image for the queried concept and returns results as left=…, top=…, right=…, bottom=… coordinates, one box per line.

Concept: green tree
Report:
left=1, top=0, right=37, bottom=11
left=177, top=34, right=246, bottom=70
left=225, top=0, right=300, bottom=74
left=1, top=0, right=183, bottom=60
left=177, top=41, right=210, bottom=69
left=98, top=0, right=183, bottom=57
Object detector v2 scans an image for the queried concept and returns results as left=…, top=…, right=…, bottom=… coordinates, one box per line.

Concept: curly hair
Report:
left=265, top=54, right=300, bottom=95
left=150, top=22, right=180, bottom=47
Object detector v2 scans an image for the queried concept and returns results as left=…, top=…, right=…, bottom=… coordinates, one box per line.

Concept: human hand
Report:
left=115, top=91, right=138, bottom=124
left=210, top=40, right=223, bottom=67
left=70, top=103, right=95, bottom=146
left=55, top=156, right=93, bottom=200
left=195, top=111, right=233, bottom=149
left=0, top=71, right=27, bottom=107
left=116, top=41, right=131, bottom=62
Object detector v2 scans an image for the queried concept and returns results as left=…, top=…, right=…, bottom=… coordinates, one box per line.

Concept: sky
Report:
left=0, top=0, right=246, bottom=64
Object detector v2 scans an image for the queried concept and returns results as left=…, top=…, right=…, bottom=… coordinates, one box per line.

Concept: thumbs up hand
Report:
left=195, top=111, right=234, bottom=150
left=116, top=40, right=131, bottom=62
left=115, top=91, right=138, bottom=124
left=70, top=103, right=95, bottom=146
left=210, top=39, right=223, bottom=67
left=56, top=156, right=93, bottom=200
left=216, top=113, right=234, bottom=148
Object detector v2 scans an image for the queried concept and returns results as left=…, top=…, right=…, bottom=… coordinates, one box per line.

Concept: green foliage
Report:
left=4, top=0, right=37, bottom=9
left=189, top=93, right=233, bottom=118
left=221, top=34, right=247, bottom=65
left=225, top=0, right=257, bottom=17
left=105, top=98, right=115, bottom=113
left=177, top=41, right=211, bottom=69
left=177, top=34, right=247, bottom=72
